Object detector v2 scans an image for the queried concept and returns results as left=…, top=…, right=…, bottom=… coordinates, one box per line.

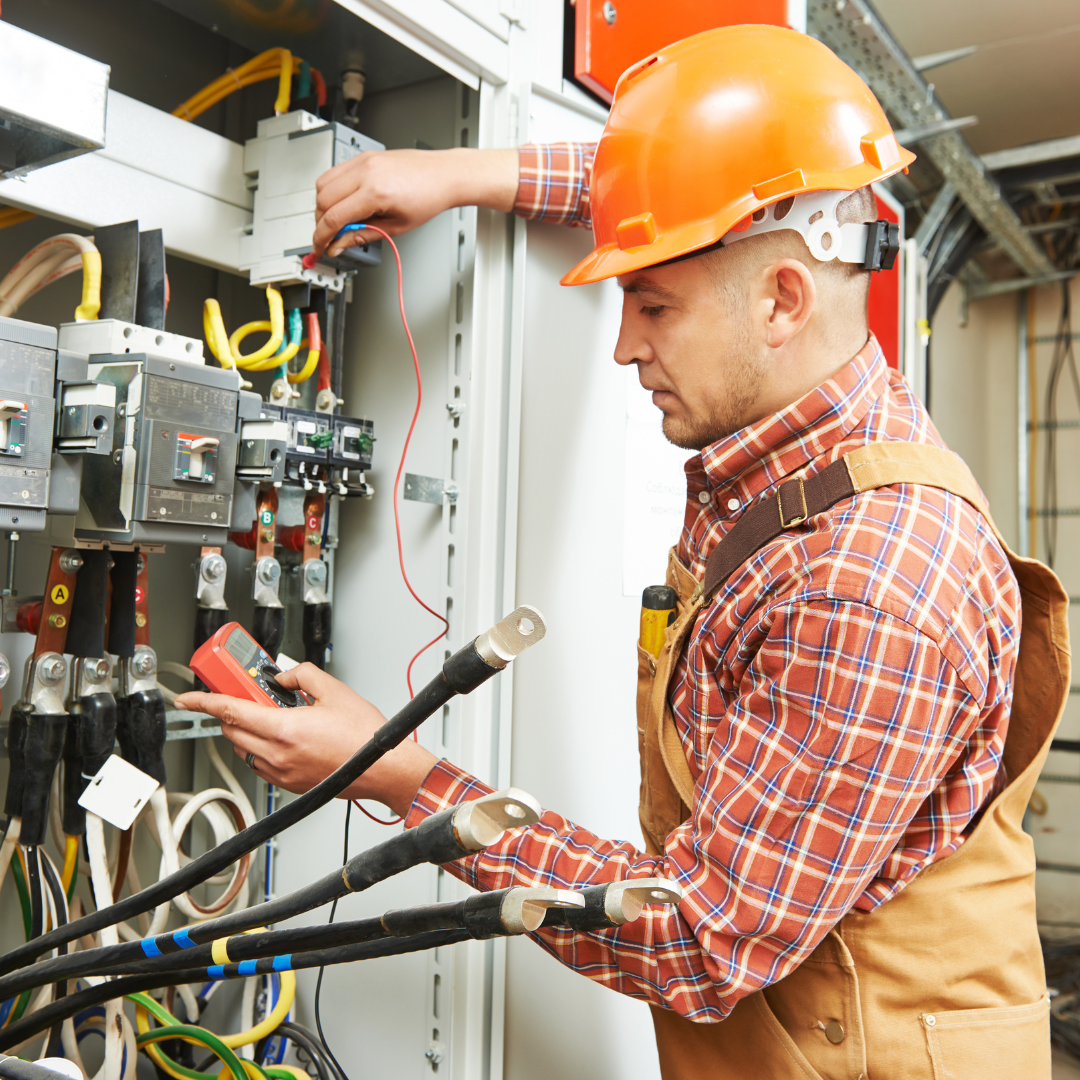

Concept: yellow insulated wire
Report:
left=0, top=208, right=35, bottom=231
left=173, top=49, right=297, bottom=122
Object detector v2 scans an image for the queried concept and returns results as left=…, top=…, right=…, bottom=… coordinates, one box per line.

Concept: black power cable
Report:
left=0, top=801, right=494, bottom=1002
left=0, top=633, right=514, bottom=979
left=313, top=801, right=351, bottom=1080
left=0, top=931, right=466, bottom=1052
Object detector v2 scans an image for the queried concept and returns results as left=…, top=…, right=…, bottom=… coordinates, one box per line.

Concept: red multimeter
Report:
left=190, top=621, right=308, bottom=708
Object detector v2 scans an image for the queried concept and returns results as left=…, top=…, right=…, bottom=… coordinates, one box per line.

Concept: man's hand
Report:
left=312, top=146, right=518, bottom=263
left=174, top=664, right=438, bottom=819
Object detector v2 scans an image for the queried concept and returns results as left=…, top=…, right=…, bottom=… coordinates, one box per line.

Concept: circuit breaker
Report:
left=49, top=355, right=246, bottom=547
left=239, top=110, right=384, bottom=288
left=0, top=315, right=58, bottom=532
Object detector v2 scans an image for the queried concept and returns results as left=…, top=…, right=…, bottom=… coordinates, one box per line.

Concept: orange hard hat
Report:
left=562, top=24, right=915, bottom=286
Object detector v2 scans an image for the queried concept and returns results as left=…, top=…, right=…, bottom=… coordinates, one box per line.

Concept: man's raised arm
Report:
left=311, top=142, right=597, bottom=261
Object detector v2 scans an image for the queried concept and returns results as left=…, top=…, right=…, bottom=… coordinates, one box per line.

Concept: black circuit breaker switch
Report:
left=330, top=416, right=374, bottom=471
left=173, top=434, right=219, bottom=483
left=0, top=316, right=57, bottom=532
left=284, top=408, right=332, bottom=464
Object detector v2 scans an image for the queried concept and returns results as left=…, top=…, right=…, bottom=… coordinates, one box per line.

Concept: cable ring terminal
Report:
left=501, top=887, right=585, bottom=934
left=452, top=788, right=542, bottom=851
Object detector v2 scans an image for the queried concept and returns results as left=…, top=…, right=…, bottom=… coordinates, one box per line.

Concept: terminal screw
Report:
left=59, top=550, right=84, bottom=574
left=132, top=649, right=156, bottom=676
left=39, top=656, right=66, bottom=683
left=48, top=613, right=67, bottom=629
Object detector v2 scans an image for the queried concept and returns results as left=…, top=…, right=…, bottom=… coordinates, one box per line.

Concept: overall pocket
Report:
left=921, top=996, right=1050, bottom=1080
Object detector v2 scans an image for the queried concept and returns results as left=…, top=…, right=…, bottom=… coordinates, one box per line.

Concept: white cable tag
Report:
left=275, top=652, right=299, bottom=672
left=77, top=755, right=160, bottom=830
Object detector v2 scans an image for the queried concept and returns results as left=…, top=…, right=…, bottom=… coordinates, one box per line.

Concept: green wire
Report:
left=137, top=1024, right=258, bottom=1080
left=2, top=856, right=34, bottom=1027
left=9, top=852, right=32, bottom=938
left=128, top=994, right=269, bottom=1080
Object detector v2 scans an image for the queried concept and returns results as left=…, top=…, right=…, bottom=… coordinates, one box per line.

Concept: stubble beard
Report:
left=660, top=333, right=766, bottom=451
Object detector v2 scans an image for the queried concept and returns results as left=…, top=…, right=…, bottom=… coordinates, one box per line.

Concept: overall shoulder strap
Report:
left=702, top=442, right=990, bottom=601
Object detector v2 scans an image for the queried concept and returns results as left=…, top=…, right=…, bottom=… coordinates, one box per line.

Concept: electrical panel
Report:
left=0, top=316, right=58, bottom=532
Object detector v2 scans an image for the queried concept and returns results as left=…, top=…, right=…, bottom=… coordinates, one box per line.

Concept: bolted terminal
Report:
left=501, top=887, right=584, bottom=934
left=39, top=654, right=67, bottom=684
left=474, top=605, right=546, bottom=670
left=256, top=558, right=281, bottom=586
left=303, top=560, right=327, bottom=585
left=201, top=554, right=226, bottom=583
left=89, top=657, right=111, bottom=682
left=132, top=646, right=157, bottom=677
left=58, top=550, right=84, bottom=574
left=453, top=787, right=542, bottom=851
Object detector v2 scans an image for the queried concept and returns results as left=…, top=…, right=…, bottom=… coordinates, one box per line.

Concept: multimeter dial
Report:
left=190, top=622, right=310, bottom=709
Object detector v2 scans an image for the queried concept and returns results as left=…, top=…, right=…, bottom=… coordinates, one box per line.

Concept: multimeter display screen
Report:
left=224, top=626, right=259, bottom=669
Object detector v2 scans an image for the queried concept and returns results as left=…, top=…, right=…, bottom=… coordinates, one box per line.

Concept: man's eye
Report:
left=642, top=305, right=665, bottom=317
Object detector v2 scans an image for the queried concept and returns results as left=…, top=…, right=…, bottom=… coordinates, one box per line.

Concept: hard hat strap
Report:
left=721, top=190, right=899, bottom=272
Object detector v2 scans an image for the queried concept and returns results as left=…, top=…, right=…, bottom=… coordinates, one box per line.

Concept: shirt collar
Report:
left=686, top=335, right=889, bottom=505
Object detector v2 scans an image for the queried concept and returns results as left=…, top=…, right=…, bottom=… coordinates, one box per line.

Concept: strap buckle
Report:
left=777, top=477, right=808, bottom=528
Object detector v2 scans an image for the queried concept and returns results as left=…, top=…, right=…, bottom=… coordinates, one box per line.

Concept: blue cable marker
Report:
left=207, top=964, right=226, bottom=981
left=272, top=954, right=293, bottom=972
left=172, top=928, right=196, bottom=950
left=140, top=937, right=162, bottom=958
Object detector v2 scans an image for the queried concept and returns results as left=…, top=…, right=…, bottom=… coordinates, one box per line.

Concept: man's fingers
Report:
left=173, top=691, right=284, bottom=737
left=274, top=662, right=336, bottom=698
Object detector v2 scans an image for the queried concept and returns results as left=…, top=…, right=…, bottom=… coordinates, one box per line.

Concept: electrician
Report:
left=178, top=25, right=1068, bottom=1080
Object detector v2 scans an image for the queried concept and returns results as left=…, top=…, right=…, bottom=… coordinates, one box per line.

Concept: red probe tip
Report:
left=301, top=252, right=318, bottom=270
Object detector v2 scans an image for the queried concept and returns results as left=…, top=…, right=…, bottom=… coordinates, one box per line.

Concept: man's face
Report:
left=615, top=253, right=765, bottom=451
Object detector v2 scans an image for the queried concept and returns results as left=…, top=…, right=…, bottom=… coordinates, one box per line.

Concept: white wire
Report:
left=239, top=977, right=258, bottom=1061
left=147, top=787, right=177, bottom=935
left=0, top=816, right=21, bottom=894
left=205, top=738, right=257, bottom=828
left=86, top=813, right=123, bottom=1080
left=0, top=249, right=73, bottom=317
left=164, top=788, right=247, bottom=919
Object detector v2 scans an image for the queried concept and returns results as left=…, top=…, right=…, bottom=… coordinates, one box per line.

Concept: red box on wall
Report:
left=572, top=0, right=799, bottom=105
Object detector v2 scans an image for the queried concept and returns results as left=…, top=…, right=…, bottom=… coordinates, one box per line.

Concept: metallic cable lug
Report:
left=500, top=887, right=585, bottom=934
left=453, top=787, right=542, bottom=851
left=473, top=605, right=546, bottom=670
left=602, top=878, right=684, bottom=926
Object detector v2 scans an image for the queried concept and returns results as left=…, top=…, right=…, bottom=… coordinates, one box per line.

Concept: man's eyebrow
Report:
left=620, top=276, right=678, bottom=301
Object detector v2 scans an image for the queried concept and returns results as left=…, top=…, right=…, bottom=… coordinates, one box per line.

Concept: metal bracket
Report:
left=253, top=556, right=283, bottom=607
left=194, top=552, right=227, bottom=609
left=301, top=558, right=328, bottom=605
left=119, top=645, right=159, bottom=696
left=27, top=651, right=67, bottom=713
left=71, top=655, right=112, bottom=700
left=404, top=472, right=458, bottom=505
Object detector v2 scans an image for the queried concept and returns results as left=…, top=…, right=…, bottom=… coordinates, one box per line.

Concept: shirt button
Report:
left=697, top=490, right=711, bottom=505
left=726, top=497, right=740, bottom=511
left=825, top=1021, right=845, bottom=1044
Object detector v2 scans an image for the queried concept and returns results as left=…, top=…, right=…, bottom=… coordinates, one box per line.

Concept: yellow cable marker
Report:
left=211, top=937, right=232, bottom=966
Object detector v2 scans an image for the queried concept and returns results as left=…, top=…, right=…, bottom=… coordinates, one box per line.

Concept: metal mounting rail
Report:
left=806, top=0, right=1055, bottom=279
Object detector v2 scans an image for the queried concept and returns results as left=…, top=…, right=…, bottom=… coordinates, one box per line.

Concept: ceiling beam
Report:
left=806, top=0, right=1054, bottom=279
left=982, top=134, right=1080, bottom=172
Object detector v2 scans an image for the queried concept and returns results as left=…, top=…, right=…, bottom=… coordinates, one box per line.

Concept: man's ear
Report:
left=758, top=259, right=816, bottom=349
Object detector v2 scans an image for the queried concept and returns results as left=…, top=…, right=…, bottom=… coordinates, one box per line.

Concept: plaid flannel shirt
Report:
left=404, top=148, right=1020, bottom=1022
left=515, top=143, right=596, bottom=227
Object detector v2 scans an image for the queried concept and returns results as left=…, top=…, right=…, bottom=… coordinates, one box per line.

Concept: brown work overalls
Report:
left=635, top=443, right=1070, bottom=1080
